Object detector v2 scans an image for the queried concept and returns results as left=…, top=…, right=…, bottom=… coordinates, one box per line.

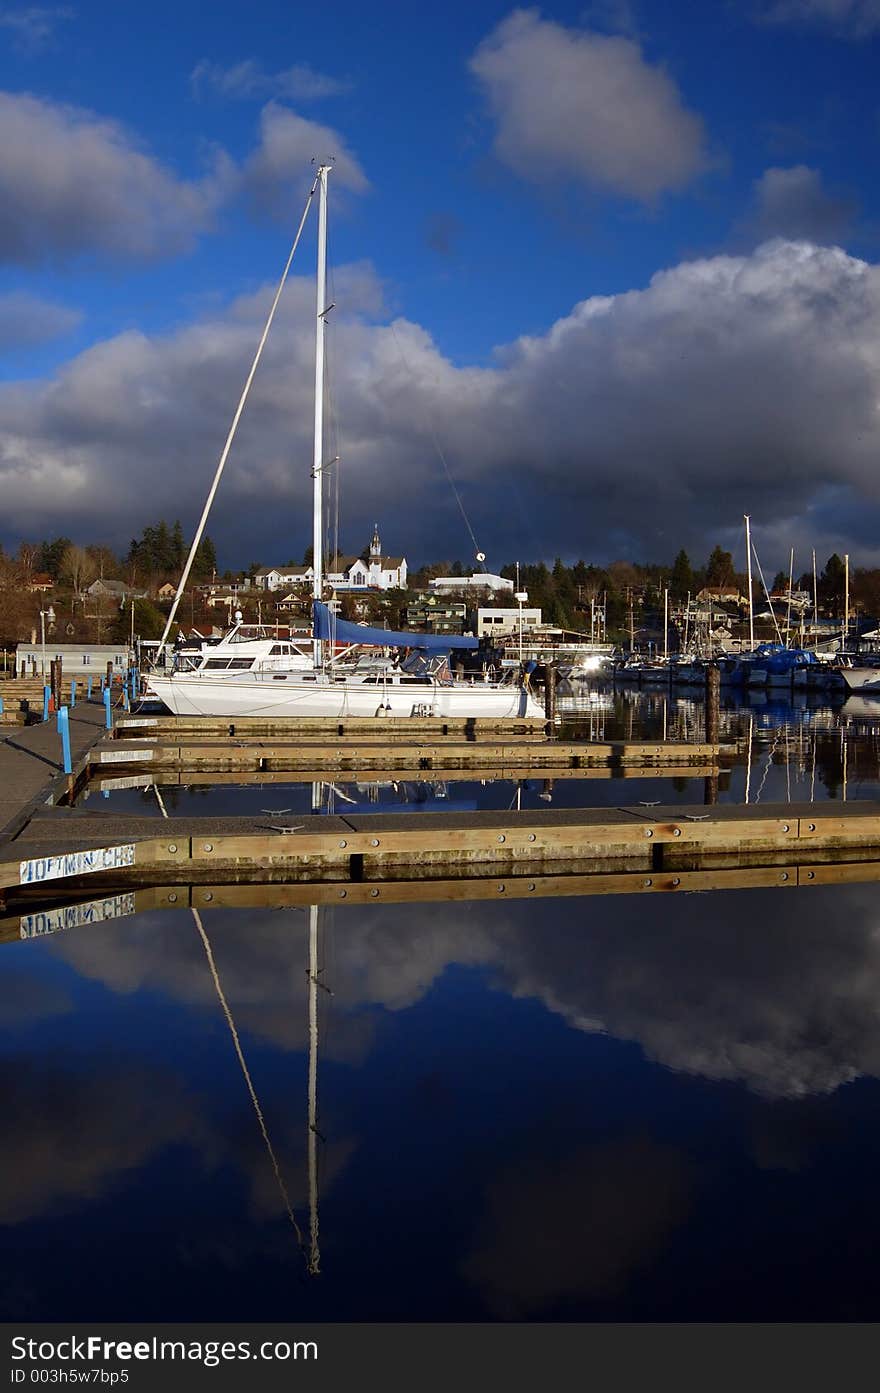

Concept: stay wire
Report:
left=389, top=320, right=486, bottom=570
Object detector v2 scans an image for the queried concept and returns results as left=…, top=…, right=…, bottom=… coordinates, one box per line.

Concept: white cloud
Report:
left=0, top=91, right=233, bottom=264
left=191, top=58, right=350, bottom=102
left=242, top=102, right=368, bottom=218
left=0, top=91, right=366, bottom=266
left=747, top=165, right=856, bottom=243
left=0, top=5, right=72, bottom=53
left=0, top=290, right=80, bottom=348
left=469, top=8, right=709, bottom=201
left=756, top=0, right=880, bottom=37
left=5, top=240, right=880, bottom=571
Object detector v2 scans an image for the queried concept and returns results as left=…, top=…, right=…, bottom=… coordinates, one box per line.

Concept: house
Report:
left=28, top=573, right=54, bottom=593
left=86, top=578, right=147, bottom=600
left=254, top=566, right=312, bottom=592
left=430, top=573, right=513, bottom=596
left=406, top=597, right=467, bottom=634
left=695, top=586, right=744, bottom=606
left=476, top=607, right=542, bottom=638
left=157, top=582, right=176, bottom=599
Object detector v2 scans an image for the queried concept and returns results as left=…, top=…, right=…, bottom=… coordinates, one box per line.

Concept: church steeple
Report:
left=370, top=522, right=381, bottom=563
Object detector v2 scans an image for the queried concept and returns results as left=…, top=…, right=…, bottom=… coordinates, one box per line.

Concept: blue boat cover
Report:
left=313, top=601, right=478, bottom=651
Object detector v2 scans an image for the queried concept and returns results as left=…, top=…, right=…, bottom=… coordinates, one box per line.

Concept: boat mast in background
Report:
left=744, top=514, right=754, bottom=652
left=312, top=163, right=332, bottom=671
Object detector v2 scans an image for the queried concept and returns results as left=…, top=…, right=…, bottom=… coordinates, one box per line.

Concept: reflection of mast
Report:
left=307, top=904, right=321, bottom=1276
left=192, top=908, right=305, bottom=1252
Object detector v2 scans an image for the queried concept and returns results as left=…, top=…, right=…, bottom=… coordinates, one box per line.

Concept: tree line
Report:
left=0, top=521, right=218, bottom=592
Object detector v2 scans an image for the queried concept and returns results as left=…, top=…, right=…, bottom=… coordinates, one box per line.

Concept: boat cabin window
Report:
left=227, top=658, right=254, bottom=669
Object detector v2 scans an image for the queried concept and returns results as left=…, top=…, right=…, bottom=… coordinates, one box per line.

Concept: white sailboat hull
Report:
left=147, top=671, right=545, bottom=720
left=841, top=666, right=880, bottom=693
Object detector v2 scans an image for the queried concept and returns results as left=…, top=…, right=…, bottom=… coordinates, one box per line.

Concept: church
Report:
left=341, top=524, right=407, bottom=592
left=254, top=524, right=407, bottom=594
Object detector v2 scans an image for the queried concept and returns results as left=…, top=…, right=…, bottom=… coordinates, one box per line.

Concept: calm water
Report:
left=4, top=689, right=880, bottom=1321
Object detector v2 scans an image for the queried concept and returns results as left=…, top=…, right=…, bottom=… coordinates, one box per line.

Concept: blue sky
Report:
left=2, top=0, right=880, bottom=572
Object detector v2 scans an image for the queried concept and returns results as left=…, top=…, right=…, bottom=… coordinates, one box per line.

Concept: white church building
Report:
left=255, top=525, right=407, bottom=593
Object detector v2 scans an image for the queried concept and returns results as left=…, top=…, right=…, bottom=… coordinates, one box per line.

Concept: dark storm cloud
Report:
left=4, top=239, right=880, bottom=568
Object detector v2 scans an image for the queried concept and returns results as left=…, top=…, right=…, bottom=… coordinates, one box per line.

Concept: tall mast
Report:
left=844, top=552, right=850, bottom=651
left=744, top=515, right=754, bottom=651
left=785, top=546, right=794, bottom=645
left=312, top=164, right=331, bottom=670
left=812, top=549, right=818, bottom=639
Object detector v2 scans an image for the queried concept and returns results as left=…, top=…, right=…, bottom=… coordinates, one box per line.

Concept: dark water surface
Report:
left=4, top=689, right=880, bottom=1321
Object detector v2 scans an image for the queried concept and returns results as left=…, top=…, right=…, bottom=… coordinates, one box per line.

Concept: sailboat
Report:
left=147, top=164, right=543, bottom=722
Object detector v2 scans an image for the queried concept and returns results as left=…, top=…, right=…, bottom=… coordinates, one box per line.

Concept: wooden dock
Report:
left=4, top=801, right=880, bottom=914
left=5, top=699, right=873, bottom=931
left=97, top=714, right=733, bottom=775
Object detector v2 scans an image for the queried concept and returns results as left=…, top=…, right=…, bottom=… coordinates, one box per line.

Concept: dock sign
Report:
left=19, top=843, right=136, bottom=885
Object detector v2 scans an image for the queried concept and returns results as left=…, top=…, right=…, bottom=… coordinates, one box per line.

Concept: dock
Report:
left=4, top=698, right=879, bottom=930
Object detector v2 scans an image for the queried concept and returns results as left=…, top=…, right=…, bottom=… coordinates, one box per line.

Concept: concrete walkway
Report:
left=0, top=699, right=107, bottom=840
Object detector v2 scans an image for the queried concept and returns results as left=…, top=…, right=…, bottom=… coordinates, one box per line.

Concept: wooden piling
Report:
left=544, top=662, right=557, bottom=725
left=704, top=663, right=721, bottom=805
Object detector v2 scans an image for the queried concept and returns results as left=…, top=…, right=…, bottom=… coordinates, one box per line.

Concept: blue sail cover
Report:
left=313, top=602, right=478, bottom=651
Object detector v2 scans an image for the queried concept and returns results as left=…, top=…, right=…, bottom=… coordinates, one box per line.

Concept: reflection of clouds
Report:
left=463, top=1138, right=692, bottom=1317
left=50, top=884, right=880, bottom=1100
left=491, top=887, right=880, bottom=1100
left=0, top=1061, right=210, bottom=1225
left=51, top=905, right=494, bottom=1060
left=0, top=1048, right=343, bottom=1258
left=0, top=966, right=71, bottom=1028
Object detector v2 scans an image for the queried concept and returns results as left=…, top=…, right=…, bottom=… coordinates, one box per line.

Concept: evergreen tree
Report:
left=819, top=553, right=847, bottom=613
left=705, top=545, right=735, bottom=587
left=171, top=520, right=185, bottom=570
left=669, top=549, right=694, bottom=600
left=37, top=536, right=72, bottom=580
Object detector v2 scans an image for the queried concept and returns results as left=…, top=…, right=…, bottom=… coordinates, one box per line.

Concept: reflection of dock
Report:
left=6, top=853, right=880, bottom=943
left=91, top=736, right=730, bottom=775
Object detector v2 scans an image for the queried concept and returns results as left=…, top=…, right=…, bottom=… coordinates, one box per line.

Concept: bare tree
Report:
left=60, top=543, right=96, bottom=597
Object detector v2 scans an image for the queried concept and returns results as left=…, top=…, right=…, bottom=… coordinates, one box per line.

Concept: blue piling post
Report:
left=43, top=685, right=50, bottom=722
left=103, top=687, right=112, bottom=731
left=70, top=678, right=77, bottom=709
left=123, top=685, right=130, bottom=712
left=87, top=675, right=93, bottom=700
left=0, top=695, right=3, bottom=715
left=56, top=705, right=72, bottom=775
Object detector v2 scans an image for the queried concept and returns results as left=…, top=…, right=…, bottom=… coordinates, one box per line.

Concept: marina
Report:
left=5, top=7, right=880, bottom=1337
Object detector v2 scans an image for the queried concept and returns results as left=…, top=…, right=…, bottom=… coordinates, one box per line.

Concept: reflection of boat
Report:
left=148, top=164, right=542, bottom=723
left=840, top=694, right=880, bottom=723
